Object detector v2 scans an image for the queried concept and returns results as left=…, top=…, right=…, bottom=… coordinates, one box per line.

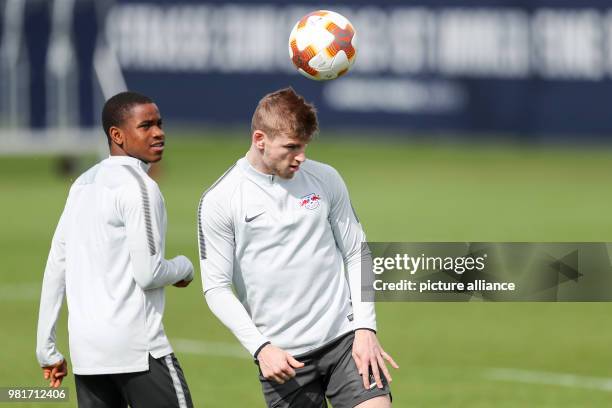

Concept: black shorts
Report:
left=258, top=332, right=391, bottom=408
left=74, top=353, right=193, bottom=408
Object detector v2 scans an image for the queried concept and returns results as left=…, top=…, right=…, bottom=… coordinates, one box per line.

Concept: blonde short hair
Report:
left=251, top=87, right=318, bottom=141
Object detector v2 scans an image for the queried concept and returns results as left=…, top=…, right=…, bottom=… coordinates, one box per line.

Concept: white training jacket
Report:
left=36, top=156, right=193, bottom=375
left=198, top=157, right=376, bottom=357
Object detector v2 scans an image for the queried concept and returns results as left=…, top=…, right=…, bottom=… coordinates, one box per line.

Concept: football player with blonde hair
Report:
left=199, top=87, right=398, bottom=408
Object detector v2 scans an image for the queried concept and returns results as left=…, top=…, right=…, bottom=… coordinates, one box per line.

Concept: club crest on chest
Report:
left=299, top=193, right=321, bottom=210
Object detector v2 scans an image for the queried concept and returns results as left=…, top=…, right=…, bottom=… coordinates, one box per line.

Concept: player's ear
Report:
left=109, top=126, right=124, bottom=146
left=252, top=130, right=266, bottom=150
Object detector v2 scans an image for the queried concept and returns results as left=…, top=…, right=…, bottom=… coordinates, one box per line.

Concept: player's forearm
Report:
left=151, top=255, right=194, bottom=288
left=131, top=250, right=194, bottom=290
left=204, top=286, right=269, bottom=356
left=328, top=179, right=377, bottom=329
left=36, top=256, right=66, bottom=366
left=347, top=247, right=378, bottom=331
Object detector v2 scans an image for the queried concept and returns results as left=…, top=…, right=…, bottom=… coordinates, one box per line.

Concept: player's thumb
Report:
left=287, top=355, right=304, bottom=368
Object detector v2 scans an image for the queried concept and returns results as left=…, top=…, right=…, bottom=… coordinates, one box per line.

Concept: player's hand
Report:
left=352, top=329, right=399, bottom=390
left=42, top=359, right=67, bottom=388
left=173, top=279, right=192, bottom=288
left=257, top=344, right=304, bottom=384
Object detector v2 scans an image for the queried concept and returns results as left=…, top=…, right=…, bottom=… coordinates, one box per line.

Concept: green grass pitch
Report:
left=2, top=132, right=612, bottom=407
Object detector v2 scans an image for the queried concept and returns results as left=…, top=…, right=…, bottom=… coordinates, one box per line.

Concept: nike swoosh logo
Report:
left=245, top=212, right=265, bottom=223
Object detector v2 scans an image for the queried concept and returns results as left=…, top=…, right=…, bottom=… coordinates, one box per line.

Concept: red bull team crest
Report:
left=299, top=193, right=321, bottom=210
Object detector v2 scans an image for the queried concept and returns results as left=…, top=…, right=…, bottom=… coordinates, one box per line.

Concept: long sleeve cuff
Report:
left=36, top=349, right=64, bottom=368
left=253, top=341, right=271, bottom=360
left=352, top=302, right=377, bottom=333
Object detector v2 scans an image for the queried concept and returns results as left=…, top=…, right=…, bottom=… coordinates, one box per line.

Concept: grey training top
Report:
left=198, top=157, right=376, bottom=356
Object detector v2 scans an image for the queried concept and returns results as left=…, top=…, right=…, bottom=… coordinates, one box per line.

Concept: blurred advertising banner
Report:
left=6, top=0, right=612, bottom=138
left=362, top=242, right=612, bottom=302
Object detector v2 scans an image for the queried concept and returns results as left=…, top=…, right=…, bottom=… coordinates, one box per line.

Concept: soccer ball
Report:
left=288, top=10, right=358, bottom=81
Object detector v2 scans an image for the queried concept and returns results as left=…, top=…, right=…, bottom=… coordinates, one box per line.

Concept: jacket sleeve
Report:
left=119, top=178, right=193, bottom=291
left=327, top=167, right=377, bottom=332
left=36, top=206, right=68, bottom=367
left=198, top=193, right=269, bottom=356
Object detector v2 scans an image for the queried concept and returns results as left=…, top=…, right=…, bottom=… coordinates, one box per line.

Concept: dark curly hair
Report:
left=102, top=91, right=154, bottom=145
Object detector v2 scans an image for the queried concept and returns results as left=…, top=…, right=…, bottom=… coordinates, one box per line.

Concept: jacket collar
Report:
left=105, top=155, right=151, bottom=173
left=238, top=157, right=275, bottom=184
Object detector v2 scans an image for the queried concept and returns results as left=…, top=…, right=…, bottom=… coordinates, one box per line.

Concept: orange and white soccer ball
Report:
left=288, top=10, right=358, bottom=81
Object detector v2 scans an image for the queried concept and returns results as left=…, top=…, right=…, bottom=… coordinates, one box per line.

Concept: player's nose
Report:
left=295, top=152, right=306, bottom=162
left=153, top=128, right=165, bottom=140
